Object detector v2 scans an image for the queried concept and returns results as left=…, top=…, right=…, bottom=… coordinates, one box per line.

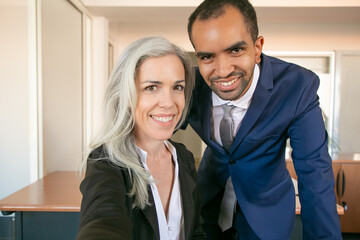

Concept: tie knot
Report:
left=222, top=104, right=233, bottom=118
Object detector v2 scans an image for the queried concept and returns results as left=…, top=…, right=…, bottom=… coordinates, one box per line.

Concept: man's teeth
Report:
left=152, top=116, right=174, bottom=123
left=219, top=78, right=238, bottom=86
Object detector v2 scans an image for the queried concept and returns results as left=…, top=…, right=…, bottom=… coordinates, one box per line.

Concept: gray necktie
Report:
left=218, top=104, right=237, bottom=231
left=218, top=178, right=237, bottom=231
left=220, top=104, right=234, bottom=151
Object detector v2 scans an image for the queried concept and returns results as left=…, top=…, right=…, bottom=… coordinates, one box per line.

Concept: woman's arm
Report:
left=77, top=154, right=133, bottom=240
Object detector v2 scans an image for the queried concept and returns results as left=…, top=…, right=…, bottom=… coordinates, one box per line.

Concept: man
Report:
left=184, top=0, right=342, bottom=239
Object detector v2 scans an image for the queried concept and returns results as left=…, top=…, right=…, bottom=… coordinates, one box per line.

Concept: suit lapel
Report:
left=142, top=187, right=160, bottom=239
left=192, top=70, right=226, bottom=152
left=177, top=147, right=196, bottom=240
left=232, top=55, right=274, bottom=152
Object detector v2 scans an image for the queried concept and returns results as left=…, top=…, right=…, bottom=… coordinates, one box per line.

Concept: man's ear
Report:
left=254, top=36, right=264, bottom=64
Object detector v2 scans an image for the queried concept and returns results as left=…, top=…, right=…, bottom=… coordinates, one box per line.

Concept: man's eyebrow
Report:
left=224, top=41, right=247, bottom=52
left=195, top=51, right=214, bottom=58
left=195, top=41, right=248, bottom=58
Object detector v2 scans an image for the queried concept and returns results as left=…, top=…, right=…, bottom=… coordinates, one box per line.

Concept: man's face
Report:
left=191, top=6, right=264, bottom=101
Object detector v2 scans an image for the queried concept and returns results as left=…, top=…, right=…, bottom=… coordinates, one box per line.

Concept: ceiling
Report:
left=86, top=6, right=360, bottom=25
left=85, top=6, right=195, bottom=23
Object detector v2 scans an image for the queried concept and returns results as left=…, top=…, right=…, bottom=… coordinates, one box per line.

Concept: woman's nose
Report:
left=158, top=89, right=174, bottom=108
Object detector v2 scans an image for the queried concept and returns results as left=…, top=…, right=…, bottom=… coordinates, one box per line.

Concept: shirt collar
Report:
left=212, top=63, right=260, bottom=110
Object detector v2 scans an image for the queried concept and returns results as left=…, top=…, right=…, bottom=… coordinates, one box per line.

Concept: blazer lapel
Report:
left=231, top=55, right=274, bottom=152
left=141, top=144, right=197, bottom=240
left=142, top=187, right=160, bottom=239
left=177, top=148, right=196, bottom=240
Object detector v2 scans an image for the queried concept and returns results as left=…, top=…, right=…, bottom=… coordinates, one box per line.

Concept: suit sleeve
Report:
left=287, top=74, right=342, bottom=239
left=77, top=155, right=132, bottom=240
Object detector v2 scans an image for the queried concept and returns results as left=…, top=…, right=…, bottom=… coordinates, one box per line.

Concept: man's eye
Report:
left=231, top=47, right=242, bottom=54
left=174, top=85, right=185, bottom=91
left=199, top=55, right=212, bottom=61
left=145, top=85, right=157, bottom=91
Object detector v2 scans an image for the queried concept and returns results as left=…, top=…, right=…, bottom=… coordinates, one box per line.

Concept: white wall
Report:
left=91, top=17, right=109, bottom=138
left=0, top=1, right=32, bottom=199
left=109, top=17, right=360, bottom=55
left=260, top=22, right=360, bottom=52
left=109, top=21, right=192, bottom=59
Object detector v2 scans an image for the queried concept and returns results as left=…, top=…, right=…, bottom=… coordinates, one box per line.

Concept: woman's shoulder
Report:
left=86, top=145, right=126, bottom=175
left=88, top=145, right=108, bottom=160
left=82, top=146, right=132, bottom=196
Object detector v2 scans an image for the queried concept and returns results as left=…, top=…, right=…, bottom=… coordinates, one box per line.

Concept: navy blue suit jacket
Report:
left=185, top=54, right=341, bottom=239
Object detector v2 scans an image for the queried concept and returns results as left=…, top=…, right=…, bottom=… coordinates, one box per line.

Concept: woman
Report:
left=77, top=37, right=205, bottom=240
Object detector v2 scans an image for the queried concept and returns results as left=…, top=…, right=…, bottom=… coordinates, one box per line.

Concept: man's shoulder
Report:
left=263, top=53, right=317, bottom=78
left=262, top=53, right=319, bottom=89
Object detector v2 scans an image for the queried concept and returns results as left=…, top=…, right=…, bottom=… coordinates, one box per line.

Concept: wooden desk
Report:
left=0, top=171, right=344, bottom=240
left=0, top=171, right=82, bottom=240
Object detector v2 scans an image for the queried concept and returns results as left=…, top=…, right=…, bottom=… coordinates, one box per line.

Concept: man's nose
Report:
left=215, top=55, right=235, bottom=78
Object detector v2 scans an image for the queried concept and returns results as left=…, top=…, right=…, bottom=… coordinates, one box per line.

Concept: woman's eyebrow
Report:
left=140, top=80, right=162, bottom=85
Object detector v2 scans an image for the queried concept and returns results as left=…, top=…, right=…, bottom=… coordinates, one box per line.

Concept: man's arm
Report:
left=288, top=74, right=342, bottom=239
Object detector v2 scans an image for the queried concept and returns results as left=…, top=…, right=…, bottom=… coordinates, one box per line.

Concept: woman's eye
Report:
left=174, top=85, right=185, bottom=91
left=145, top=85, right=157, bottom=91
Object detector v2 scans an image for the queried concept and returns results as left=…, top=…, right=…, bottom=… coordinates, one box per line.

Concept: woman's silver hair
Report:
left=88, top=36, right=195, bottom=209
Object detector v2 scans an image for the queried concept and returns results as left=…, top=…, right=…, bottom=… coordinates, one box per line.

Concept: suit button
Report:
left=229, top=160, right=235, bottom=164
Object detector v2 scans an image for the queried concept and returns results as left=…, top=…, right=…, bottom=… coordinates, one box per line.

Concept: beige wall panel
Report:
left=41, top=0, right=83, bottom=174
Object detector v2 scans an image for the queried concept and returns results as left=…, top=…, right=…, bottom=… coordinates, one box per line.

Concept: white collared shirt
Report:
left=136, top=140, right=184, bottom=240
left=211, top=64, right=260, bottom=146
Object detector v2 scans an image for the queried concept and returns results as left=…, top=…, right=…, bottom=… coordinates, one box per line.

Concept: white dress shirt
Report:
left=212, top=64, right=260, bottom=230
left=136, top=140, right=184, bottom=240
left=211, top=64, right=260, bottom=145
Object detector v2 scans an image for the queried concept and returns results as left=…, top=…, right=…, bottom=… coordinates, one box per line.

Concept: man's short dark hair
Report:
left=188, top=0, right=259, bottom=44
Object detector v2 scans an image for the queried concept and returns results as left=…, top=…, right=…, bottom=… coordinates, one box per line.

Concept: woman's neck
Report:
left=136, top=139, right=169, bottom=160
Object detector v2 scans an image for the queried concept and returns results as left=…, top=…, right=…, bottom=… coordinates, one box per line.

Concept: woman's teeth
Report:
left=152, top=115, right=174, bottom=123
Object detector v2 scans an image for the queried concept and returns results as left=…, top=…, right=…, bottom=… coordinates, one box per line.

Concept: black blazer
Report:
left=77, top=140, right=205, bottom=240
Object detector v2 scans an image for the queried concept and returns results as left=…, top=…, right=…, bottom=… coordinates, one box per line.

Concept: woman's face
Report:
left=134, top=54, right=186, bottom=144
